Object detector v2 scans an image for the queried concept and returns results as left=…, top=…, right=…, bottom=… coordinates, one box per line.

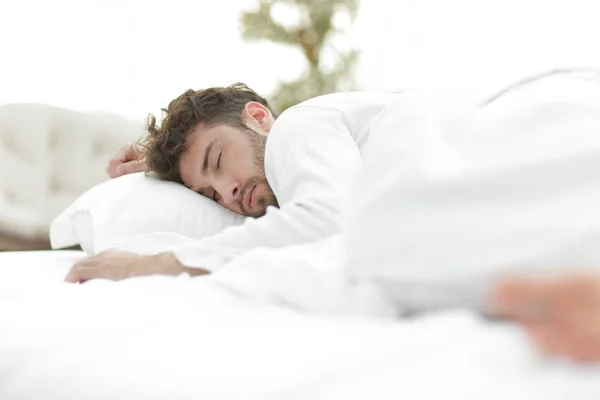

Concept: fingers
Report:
left=489, top=276, right=558, bottom=321
left=116, top=159, right=148, bottom=176
left=106, top=144, right=129, bottom=178
left=106, top=143, right=146, bottom=178
left=64, top=254, right=100, bottom=283
left=523, top=322, right=600, bottom=362
left=64, top=266, right=84, bottom=283
left=106, top=160, right=122, bottom=179
left=491, top=274, right=600, bottom=363
left=64, top=264, right=94, bottom=283
left=116, top=143, right=134, bottom=163
left=525, top=323, right=568, bottom=354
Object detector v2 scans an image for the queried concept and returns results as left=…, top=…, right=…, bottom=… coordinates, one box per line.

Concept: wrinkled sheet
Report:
left=1, top=247, right=600, bottom=399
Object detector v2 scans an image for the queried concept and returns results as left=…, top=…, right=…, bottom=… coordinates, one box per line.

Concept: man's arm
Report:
left=170, top=106, right=362, bottom=272
left=64, top=250, right=208, bottom=283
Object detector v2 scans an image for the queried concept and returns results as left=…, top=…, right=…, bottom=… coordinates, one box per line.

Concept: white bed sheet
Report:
left=0, top=250, right=83, bottom=284
left=1, top=249, right=600, bottom=400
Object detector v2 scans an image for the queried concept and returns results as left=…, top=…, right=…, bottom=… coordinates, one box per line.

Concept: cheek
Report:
left=229, top=148, right=260, bottom=175
left=220, top=200, right=244, bottom=216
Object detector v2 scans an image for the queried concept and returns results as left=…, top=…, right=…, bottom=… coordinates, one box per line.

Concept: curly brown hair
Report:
left=139, top=83, right=275, bottom=182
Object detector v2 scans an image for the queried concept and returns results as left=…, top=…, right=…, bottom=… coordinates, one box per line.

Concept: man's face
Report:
left=178, top=122, right=278, bottom=217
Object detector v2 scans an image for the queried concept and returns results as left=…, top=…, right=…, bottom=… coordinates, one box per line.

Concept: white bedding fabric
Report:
left=345, top=69, right=600, bottom=312
left=5, top=69, right=600, bottom=398
left=1, top=249, right=600, bottom=399
left=49, top=173, right=245, bottom=253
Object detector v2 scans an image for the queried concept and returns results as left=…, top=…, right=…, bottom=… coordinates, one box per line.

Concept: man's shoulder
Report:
left=268, top=90, right=404, bottom=143
left=265, top=94, right=364, bottom=150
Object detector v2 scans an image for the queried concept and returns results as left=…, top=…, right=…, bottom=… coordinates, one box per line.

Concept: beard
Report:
left=239, top=126, right=279, bottom=217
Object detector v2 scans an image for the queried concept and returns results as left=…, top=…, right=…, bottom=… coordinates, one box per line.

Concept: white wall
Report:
left=354, top=0, right=600, bottom=89
left=1, top=0, right=599, bottom=120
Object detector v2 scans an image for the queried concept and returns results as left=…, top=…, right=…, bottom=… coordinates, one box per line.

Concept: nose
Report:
left=214, top=180, right=241, bottom=204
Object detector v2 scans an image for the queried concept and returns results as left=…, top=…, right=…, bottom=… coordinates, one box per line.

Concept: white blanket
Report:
left=1, top=248, right=600, bottom=399
left=345, top=69, right=600, bottom=312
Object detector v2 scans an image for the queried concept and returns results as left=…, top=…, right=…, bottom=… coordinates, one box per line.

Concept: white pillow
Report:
left=50, top=173, right=246, bottom=254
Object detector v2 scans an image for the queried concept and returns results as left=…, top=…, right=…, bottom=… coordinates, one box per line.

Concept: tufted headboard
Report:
left=0, top=103, right=145, bottom=249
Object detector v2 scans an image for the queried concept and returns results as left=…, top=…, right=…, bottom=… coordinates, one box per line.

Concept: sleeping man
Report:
left=65, top=83, right=402, bottom=282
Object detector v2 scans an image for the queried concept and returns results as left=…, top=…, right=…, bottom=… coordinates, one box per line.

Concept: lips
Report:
left=244, top=185, right=256, bottom=209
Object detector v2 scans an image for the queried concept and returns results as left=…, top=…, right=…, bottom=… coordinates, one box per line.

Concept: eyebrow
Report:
left=202, top=139, right=216, bottom=176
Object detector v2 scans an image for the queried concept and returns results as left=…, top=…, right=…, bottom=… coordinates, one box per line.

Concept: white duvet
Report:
left=345, top=69, right=600, bottom=312
left=1, top=246, right=600, bottom=400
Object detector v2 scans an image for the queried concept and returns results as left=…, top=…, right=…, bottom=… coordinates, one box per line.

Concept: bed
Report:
left=1, top=249, right=599, bottom=400
left=4, top=69, right=600, bottom=398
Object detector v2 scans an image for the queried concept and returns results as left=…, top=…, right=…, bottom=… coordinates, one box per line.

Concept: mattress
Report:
left=1, top=250, right=599, bottom=400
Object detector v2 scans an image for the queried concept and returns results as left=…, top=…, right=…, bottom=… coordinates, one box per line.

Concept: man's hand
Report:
left=64, top=250, right=208, bottom=283
left=490, top=274, right=600, bottom=363
left=106, top=142, right=149, bottom=178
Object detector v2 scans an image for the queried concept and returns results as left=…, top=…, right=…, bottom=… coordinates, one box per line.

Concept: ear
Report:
left=243, top=102, right=274, bottom=132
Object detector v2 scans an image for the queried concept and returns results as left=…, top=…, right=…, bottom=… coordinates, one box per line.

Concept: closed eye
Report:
left=212, top=190, right=221, bottom=202
left=216, top=152, right=222, bottom=169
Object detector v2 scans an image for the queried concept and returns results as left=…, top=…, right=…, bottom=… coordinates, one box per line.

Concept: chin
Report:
left=250, top=208, right=268, bottom=218
left=238, top=204, right=266, bottom=218
left=235, top=181, right=277, bottom=218
left=255, top=184, right=278, bottom=207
